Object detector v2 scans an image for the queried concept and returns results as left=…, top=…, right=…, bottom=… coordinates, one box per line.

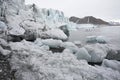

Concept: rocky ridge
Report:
left=69, top=16, right=109, bottom=25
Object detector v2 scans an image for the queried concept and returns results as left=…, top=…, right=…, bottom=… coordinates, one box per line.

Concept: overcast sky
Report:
left=25, top=0, right=120, bottom=22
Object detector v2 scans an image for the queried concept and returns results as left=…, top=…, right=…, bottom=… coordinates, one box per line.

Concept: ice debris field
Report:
left=0, top=0, right=120, bottom=80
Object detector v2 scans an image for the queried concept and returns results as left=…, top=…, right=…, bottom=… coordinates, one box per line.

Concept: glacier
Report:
left=0, top=0, right=120, bottom=80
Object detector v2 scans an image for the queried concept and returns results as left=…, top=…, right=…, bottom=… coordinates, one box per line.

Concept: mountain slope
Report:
left=69, top=16, right=109, bottom=25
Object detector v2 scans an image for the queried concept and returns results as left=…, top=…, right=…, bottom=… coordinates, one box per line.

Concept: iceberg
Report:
left=75, top=47, right=91, bottom=61
left=102, top=59, right=120, bottom=72
left=85, top=44, right=108, bottom=62
left=40, top=29, right=68, bottom=41
left=86, top=36, right=108, bottom=44
left=73, top=41, right=82, bottom=48
left=86, top=36, right=97, bottom=43
left=61, top=42, right=79, bottom=53
left=41, top=39, right=63, bottom=48
left=96, top=36, right=107, bottom=43
left=0, top=21, right=7, bottom=31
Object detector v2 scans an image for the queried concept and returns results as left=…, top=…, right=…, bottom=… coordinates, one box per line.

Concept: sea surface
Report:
left=69, top=26, right=120, bottom=49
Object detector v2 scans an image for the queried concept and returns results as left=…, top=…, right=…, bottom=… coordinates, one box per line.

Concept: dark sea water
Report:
left=69, top=26, right=120, bottom=49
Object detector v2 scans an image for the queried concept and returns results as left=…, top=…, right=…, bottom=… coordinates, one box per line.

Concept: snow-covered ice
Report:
left=85, top=43, right=109, bottom=62
left=96, top=36, right=107, bottom=43
left=41, top=39, right=63, bottom=48
left=0, top=0, right=120, bottom=80
left=73, top=41, right=82, bottom=48
left=0, top=38, right=9, bottom=47
left=86, top=36, right=107, bottom=44
left=34, top=38, right=119, bottom=63
left=61, top=42, right=79, bottom=53
left=75, top=47, right=91, bottom=61
left=102, top=59, right=120, bottom=72
left=0, top=21, right=7, bottom=31
left=86, top=36, right=97, bottom=43
left=9, top=40, right=120, bottom=80
left=40, top=29, right=68, bottom=40
left=0, top=45, right=11, bottom=55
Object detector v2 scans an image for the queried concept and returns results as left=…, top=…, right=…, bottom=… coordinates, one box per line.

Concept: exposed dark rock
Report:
left=0, top=53, right=12, bottom=80
left=7, top=30, right=36, bottom=42
left=69, top=16, right=109, bottom=25
left=106, top=50, right=120, bottom=61
left=88, top=62, right=102, bottom=66
left=24, top=30, right=37, bottom=42
left=49, top=47, right=65, bottom=53
left=7, top=35, right=23, bottom=42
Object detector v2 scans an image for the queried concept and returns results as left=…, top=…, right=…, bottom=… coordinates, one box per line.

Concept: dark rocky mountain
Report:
left=69, top=16, right=109, bottom=25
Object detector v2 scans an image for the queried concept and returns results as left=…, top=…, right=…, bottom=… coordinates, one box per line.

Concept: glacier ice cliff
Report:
left=0, top=0, right=75, bottom=41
